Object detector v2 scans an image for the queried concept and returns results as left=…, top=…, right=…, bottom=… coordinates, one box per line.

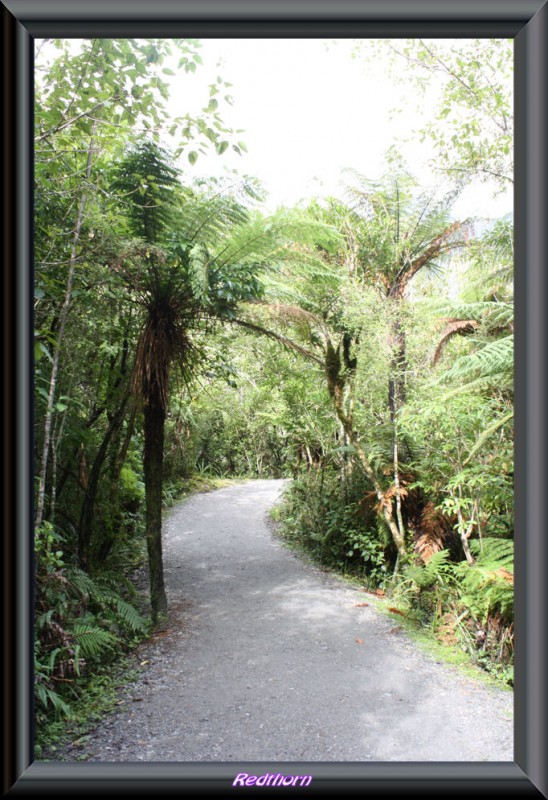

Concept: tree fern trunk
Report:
left=325, top=341, right=406, bottom=558
left=388, top=303, right=406, bottom=422
left=143, top=383, right=168, bottom=623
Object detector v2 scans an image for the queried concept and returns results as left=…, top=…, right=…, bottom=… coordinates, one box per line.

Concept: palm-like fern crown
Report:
left=341, top=170, right=468, bottom=294
left=111, top=139, right=181, bottom=245
left=111, top=141, right=326, bottom=406
left=432, top=217, right=513, bottom=388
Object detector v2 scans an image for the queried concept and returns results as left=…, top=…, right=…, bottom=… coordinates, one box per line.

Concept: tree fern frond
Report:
left=440, top=335, right=513, bottom=382
left=430, top=375, right=511, bottom=401
left=432, top=301, right=513, bottom=326
left=188, top=243, right=210, bottom=303
left=433, top=318, right=479, bottom=365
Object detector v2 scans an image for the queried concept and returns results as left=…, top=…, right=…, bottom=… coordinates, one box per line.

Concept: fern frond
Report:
left=405, top=549, right=453, bottom=588
left=433, top=318, right=479, bottom=365
left=71, top=623, right=118, bottom=658
left=455, top=538, right=514, bottom=621
left=110, top=597, right=148, bottom=633
left=440, top=335, right=513, bottom=382
left=463, top=410, right=514, bottom=465
left=470, top=537, right=514, bottom=566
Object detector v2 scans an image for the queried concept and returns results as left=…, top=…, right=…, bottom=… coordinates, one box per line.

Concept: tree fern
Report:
left=440, top=334, right=513, bottom=383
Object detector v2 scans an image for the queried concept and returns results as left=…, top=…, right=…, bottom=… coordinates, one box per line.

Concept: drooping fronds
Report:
left=231, top=318, right=323, bottom=365
left=463, top=410, right=514, bottom=465
left=433, top=318, right=479, bottom=365
left=413, top=501, right=457, bottom=563
left=440, top=334, right=513, bottom=384
left=132, top=295, right=197, bottom=411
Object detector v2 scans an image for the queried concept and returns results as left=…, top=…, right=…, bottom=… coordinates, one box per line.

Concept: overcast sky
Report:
left=36, top=37, right=513, bottom=219
left=169, top=38, right=513, bottom=219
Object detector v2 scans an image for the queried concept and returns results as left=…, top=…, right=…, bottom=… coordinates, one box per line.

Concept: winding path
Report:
left=55, top=479, right=513, bottom=762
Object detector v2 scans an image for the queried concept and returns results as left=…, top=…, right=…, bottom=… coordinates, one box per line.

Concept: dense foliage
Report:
left=34, top=37, right=514, bottom=749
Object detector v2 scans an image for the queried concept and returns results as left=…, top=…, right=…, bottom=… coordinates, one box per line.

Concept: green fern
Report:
left=441, top=334, right=513, bottom=383
left=405, top=549, right=454, bottom=589
left=64, top=568, right=148, bottom=635
left=463, top=410, right=514, bottom=465
left=35, top=681, right=72, bottom=717
left=72, top=623, right=118, bottom=658
left=455, top=538, right=514, bottom=622
left=109, top=596, right=148, bottom=633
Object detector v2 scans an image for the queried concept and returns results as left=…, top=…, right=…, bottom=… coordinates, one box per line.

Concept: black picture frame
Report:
left=2, top=0, right=547, bottom=796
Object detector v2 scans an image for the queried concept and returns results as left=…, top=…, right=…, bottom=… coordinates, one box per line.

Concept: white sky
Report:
left=36, top=38, right=513, bottom=220
left=168, top=39, right=513, bottom=219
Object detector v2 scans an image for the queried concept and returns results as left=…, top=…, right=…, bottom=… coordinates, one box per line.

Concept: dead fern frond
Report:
left=413, top=501, right=456, bottom=563
left=132, top=296, right=196, bottom=411
left=433, top=318, right=479, bottom=365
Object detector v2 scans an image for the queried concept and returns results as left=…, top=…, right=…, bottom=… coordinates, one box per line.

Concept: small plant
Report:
left=34, top=522, right=150, bottom=740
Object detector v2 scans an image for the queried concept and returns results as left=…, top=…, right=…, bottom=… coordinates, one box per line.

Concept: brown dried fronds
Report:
left=132, top=296, right=194, bottom=411
left=373, top=484, right=409, bottom=515
left=433, top=318, right=479, bottom=365
left=435, top=613, right=459, bottom=647
left=414, top=501, right=456, bottom=563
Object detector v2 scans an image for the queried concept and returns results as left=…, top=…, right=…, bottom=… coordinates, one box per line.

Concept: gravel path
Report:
left=51, top=479, right=513, bottom=762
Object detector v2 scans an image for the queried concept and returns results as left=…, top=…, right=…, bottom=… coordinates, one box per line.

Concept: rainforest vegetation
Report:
left=34, top=38, right=514, bottom=741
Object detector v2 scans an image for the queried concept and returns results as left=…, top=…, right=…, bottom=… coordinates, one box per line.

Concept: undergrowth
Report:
left=275, top=472, right=514, bottom=688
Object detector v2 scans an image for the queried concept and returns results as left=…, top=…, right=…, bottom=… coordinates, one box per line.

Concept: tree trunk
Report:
left=388, top=299, right=407, bottom=422
left=78, top=393, right=129, bottom=568
left=35, top=128, right=97, bottom=529
left=143, top=383, right=168, bottom=623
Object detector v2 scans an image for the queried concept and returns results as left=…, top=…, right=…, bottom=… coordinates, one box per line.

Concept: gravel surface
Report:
left=48, top=479, right=513, bottom=762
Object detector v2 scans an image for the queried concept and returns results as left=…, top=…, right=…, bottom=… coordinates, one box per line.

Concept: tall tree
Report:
left=358, top=38, right=513, bottom=191
left=110, top=142, right=307, bottom=620
left=341, top=172, right=469, bottom=420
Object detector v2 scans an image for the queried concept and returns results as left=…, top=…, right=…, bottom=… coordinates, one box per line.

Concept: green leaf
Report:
left=188, top=151, right=198, bottom=165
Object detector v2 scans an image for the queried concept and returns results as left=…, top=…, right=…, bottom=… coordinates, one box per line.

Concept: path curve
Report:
left=53, top=479, right=513, bottom=762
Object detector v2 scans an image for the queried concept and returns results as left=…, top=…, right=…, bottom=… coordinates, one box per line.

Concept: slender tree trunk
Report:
left=49, top=407, right=68, bottom=525
left=35, top=129, right=97, bottom=529
left=143, top=383, right=168, bottom=623
left=453, top=489, right=476, bottom=566
left=393, top=423, right=406, bottom=548
left=388, top=297, right=407, bottom=423
left=78, top=393, right=129, bottom=567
